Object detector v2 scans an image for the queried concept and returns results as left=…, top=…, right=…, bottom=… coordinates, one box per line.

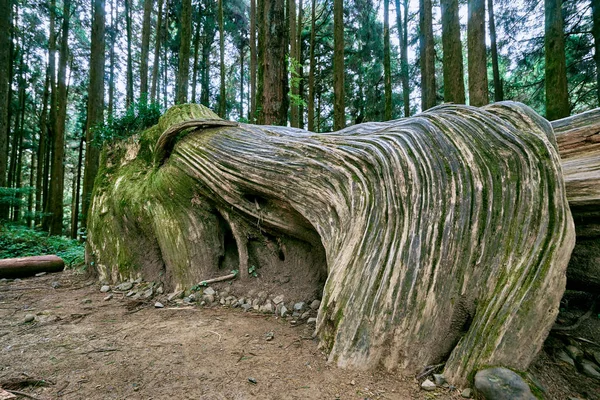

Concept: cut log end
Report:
left=0, top=255, right=65, bottom=279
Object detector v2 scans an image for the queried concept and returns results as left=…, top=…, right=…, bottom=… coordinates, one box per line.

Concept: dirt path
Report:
left=0, top=271, right=598, bottom=399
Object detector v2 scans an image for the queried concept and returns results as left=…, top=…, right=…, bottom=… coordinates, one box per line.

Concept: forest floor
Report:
left=0, top=270, right=598, bottom=400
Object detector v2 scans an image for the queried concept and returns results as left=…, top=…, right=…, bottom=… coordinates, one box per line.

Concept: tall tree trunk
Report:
left=218, top=0, right=226, bottom=116
left=125, top=0, right=134, bottom=107
left=395, top=0, right=410, bottom=117
left=545, top=0, right=569, bottom=120
left=108, top=0, right=117, bottom=117
left=297, top=0, right=304, bottom=128
left=81, top=0, right=105, bottom=229
left=27, top=146, right=35, bottom=227
left=11, top=49, right=25, bottom=221
left=191, top=15, right=201, bottom=103
left=467, top=0, right=488, bottom=106
left=239, top=43, right=244, bottom=119
left=150, top=0, right=164, bottom=103
left=383, top=0, right=392, bottom=120
left=333, top=0, right=345, bottom=130
left=0, top=0, right=10, bottom=219
left=307, top=0, right=316, bottom=131
left=47, top=0, right=71, bottom=235
left=176, top=0, right=192, bottom=104
left=70, top=135, right=84, bottom=239
left=441, top=0, right=465, bottom=104
left=488, top=0, right=503, bottom=102
left=35, top=72, right=50, bottom=226
left=250, top=0, right=257, bottom=121
left=592, top=0, right=600, bottom=105
left=140, top=0, right=153, bottom=97
left=256, top=0, right=265, bottom=121
left=419, top=0, right=436, bottom=110
left=289, top=0, right=298, bottom=127
left=259, top=0, right=288, bottom=125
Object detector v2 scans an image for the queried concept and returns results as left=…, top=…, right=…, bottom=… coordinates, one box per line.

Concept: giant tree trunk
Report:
left=467, top=0, right=488, bottom=106
left=441, top=0, right=465, bottom=104
left=419, top=0, right=436, bottom=111
left=88, top=102, right=575, bottom=386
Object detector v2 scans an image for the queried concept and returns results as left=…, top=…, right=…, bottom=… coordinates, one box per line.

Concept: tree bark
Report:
left=81, top=0, right=105, bottom=229
left=488, top=0, right=503, bottom=102
left=0, top=255, right=65, bottom=279
left=250, top=0, right=257, bottom=122
left=467, top=0, right=488, bottom=107
left=395, top=0, right=410, bottom=117
left=218, top=0, right=226, bottom=117
left=419, top=0, right=436, bottom=111
left=297, top=0, right=304, bottom=129
left=108, top=0, right=117, bottom=116
left=125, top=0, right=134, bottom=107
left=150, top=0, right=164, bottom=103
left=35, top=72, right=49, bottom=226
left=333, top=0, right=344, bottom=130
left=70, top=135, right=84, bottom=239
left=176, top=0, right=192, bottom=105
left=289, top=0, right=298, bottom=127
left=140, top=0, right=153, bottom=97
left=441, top=0, right=465, bottom=104
left=0, top=0, right=11, bottom=218
left=307, top=0, right=316, bottom=131
left=191, top=14, right=201, bottom=103
left=383, top=0, right=392, bottom=121
left=545, top=0, right=569, bottom=120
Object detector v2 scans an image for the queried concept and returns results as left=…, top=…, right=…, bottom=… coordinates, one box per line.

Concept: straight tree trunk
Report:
left=419, top=0, right=436, bottom=110
left=11, top=57, right=25, bottom=221
left=125, top=0, right=134, bottom=107
left=307, top=0, right=316, bottom=131
left=35, top=72, right=50, bottom=226
left=191, top=16, right=201, bottom=103
left=592, top=0, right=600, bottom=106
left=239, top=43, right=244, bottom=119
left=545, top=0, right=569, bottom=120
left=47, top=0, right=71, bottom=235
left=70, top=135, right=84, bottom=239
left=150, top=0, right=164, bottom=103
left=27, top=146, right=35, bottom=227
left=176, top=0, right=192, bottom=104
left=441, top=0, right=465, bottom=104
left=395, top=0, right=410, bottom=117
left=333, top=0, right=345, bottom=130
left=140, top=0, right=154, bottom=97
left=81, top=0, right=105, bottom=228
left=0, top=0, right=11, bottom=217
left=108, top=0, right=117, bottom=117
left=488, top=0, right=503, bottom=102
left=383, top=0, right=392, bottom=120
left=218, top=0, right=226, bottom=116
left=297, top=0, right=304, bottom=128
left=289, top=0, right=298, bottom=127
left=256, top=0, right=265, bottom=121
left=259, top=0, right=288, bottom=125
left=250, top=0, right=257, bottom=121
left=467, top=0, right=488, bottom=106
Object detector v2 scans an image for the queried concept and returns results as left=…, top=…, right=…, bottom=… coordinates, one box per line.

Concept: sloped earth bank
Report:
left=0, top=271, right=599, bottom=400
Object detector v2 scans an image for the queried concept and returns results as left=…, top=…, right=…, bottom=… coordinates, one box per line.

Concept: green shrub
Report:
left=0, top=224, right=85, bottom=268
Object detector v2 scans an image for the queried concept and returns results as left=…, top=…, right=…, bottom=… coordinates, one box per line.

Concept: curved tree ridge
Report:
left=88, top=102, right=574, bottom=384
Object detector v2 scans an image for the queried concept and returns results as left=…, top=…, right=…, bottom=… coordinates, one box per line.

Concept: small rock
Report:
left=167, top=291, right=184, bottom=301
left=580, top=360, right=600, bottom=379
left=310, top=299, right=321, bottom=310
left=200, top=301, right=206, bottom=306
left=292, top=311, right=301, bottom=318
left=421, top=379, right=436, bottom=391
left=154, top=302, right=164, bottom=308
left=300, top=311, right=310, bottom=320
left=433, top=374, right=446, bottom=386
left=134, top=277, right=143, bottom=283
left=188, top=293, right=197, bottom=302
left=100, top=285, right=110, bottom=293
left=260, top=301, right=274, bottom=313
left=14, top=279, right=21, bottom=282
left=280, top=305, right=289, bottom=317
left=350, top=380, right=356, bottom=386
left=566, top=345, right=584, bottom=362
left=290, top=320, right=297, bottom=325
left=202, top=294, right=215, bottom=304
left=23, top=314, right=35, bottom=323
left=307, top=317, right=317, bottom=325
left=104, top=294, right=113, bottom=301
left=474, top=367, right=536, bottom=400
left=82, top=298, right=92, bottom=304
left=273, top=295, right=285, bottom=305
left=293, top=302, right=305, bottom=311
left=220, top=298, right=226, bottom=305
left=126, top=290, right=136, bottom=297
left=257, top=291, right=268, bottom=302
left=203, top=287, right=215, bottom=296
left=142, top=288, right=153, bottom=299
left=156, top=286, right=164, bottom=294
left=241, top=303, right=252, bottom=312
left=279, top=276, right=290, bottom=284
left=116, top=282, right=133, bottom=291
left=0, top=278, right=7, bottom=283
left=252, top=298, right=260, bottom=307
left=35, top=272, right=46, bottom=277
left=248, top=377, right=257, bottom=384
left=51, top=281, right=61, bottom=289
left=265, top=331, right=274, bottom=341
left=461, top=388, right=472, bottom=398
left=556, top=349, right=576, bottom=367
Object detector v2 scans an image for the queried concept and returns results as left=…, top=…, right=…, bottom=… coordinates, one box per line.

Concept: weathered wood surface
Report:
left=0, top=255, right=65, bottom=278
left=88, top=102, right=575, bottom=385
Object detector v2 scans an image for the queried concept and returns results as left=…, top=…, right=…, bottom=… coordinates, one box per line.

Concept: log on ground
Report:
left=0, top=255, right=65, bottom=278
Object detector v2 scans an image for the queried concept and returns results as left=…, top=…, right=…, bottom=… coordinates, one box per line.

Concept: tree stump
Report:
left=87, top=102, right=575, bottom=385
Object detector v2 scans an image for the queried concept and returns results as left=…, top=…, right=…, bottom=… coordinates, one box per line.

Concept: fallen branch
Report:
left=552, top=298, right=597, bottom=331
left=415, top=363, right=445, bottom=380
left=198, top=273, right=237, bottom=286
left=0, top=256, right=64, bottom=279
left=4, top=390, right=43, bottom=400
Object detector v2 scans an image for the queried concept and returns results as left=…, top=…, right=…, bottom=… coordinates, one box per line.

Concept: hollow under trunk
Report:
left=87, top=102, right=576, bottom=386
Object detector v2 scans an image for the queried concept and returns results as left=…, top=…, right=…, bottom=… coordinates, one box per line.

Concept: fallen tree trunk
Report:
left=88, top=102, right=575, bottom=385
left=552, top=110, right=600, bottom=290
left=0, top=255, right=65, bottom=278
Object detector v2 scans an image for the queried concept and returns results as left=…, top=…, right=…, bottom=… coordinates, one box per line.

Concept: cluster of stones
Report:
left=555, top=339, right=600, bottom=380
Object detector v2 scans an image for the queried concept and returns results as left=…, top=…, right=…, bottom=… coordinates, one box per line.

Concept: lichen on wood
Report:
left=87, top=101, right=575, bottom=385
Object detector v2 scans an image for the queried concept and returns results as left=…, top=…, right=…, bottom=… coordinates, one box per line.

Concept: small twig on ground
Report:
left=415, top=363, right=445, bottom=380
left=0, top=378, right=53, bottom=390
left=80, top=348, right=120, bottom=355
left=198, top=273, right=236, bottom=286
left=207, top=330, right=222, bottom=342
left=4, top=390, right=44, bottom=400
left=54, top=381, right=69, bottom=395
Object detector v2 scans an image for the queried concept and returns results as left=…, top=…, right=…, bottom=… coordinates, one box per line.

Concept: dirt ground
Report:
left=0, top=271, right=598, bottom=400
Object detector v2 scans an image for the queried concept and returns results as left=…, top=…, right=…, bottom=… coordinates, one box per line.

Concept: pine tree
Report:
left=545, top=0, right=569, bottom=120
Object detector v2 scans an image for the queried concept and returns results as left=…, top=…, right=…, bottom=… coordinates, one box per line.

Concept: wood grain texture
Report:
left=88, top=102, right=575, bottom=385
left=0, top=255, right=65, bottom=278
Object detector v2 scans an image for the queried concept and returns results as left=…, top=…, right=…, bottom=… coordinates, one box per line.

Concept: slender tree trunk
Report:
left=256, top=0, right=265, bottom=121
left=297, top=0, right=304, bottom=128
left=441, top=0, right=465, bottom=104
left=70, top=135, right=84, bottom=239
left=0, top=0, right=11, bottom=218
left=218, top=0, right=225, bottom=116
left=307, top=0, right=316, bottom=131
left=419, top=0, right=436, bottom=110
left=191, top=15, right=201, bottom=103
left=176, top=0, right=192, bottom=104
left=333, top=0, right=345, bottom=130
left=150, top=0, right=164, bottom=103
left=395, top=0, right=410, bottom=117
left=488, top=0, right=503, bottom=102
left=545, top=0, right=569, bottom=120
left=125, top=0, right=134, bottom=107
left=591, top=0, right=600, bottom=106
left=81, top=0, right=105, bottom=228
left=140, top=0, right=153, bottom=97
left=27, top=146, right=35, bottom=227
left=383, top=0, right=392, bottom=120
left=108, top=0, right=116, bottom=117
left=35, top=72, right=50, bottom=226
left=289, top=0, right=298, bottom=127
left=250, top=0, right=257, bottom=121
left=467, top=0, right=488, bottom=106
left=11, top=50, right=25, bottom=221
left=239, top=43, right=244, bottom=119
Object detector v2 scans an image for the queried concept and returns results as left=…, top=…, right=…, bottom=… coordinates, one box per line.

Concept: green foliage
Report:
left=0, top=186, right=34, bottom=208
left=248, top=264, right=257, bottom=278
left=93, top=96, right=162, bottom=146
left=288, top=56, right=307, bottom=108
left=0, top=224, right=85, bottom=268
